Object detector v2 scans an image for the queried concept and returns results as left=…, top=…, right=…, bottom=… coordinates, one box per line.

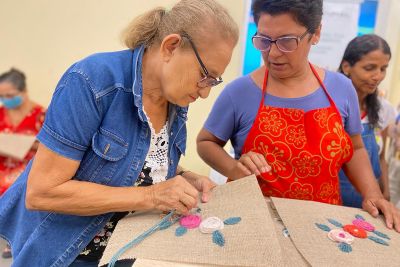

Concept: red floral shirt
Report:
left=0, top=105, right=45, bottom=195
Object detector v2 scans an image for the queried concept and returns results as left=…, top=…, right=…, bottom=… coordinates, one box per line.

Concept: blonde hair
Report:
left=122, top=0, right=239, bottom=49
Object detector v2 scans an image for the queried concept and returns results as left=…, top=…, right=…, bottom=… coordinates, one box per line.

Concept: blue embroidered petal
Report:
left=338, top=242, right=352, bottom=253
left=175, top=226, right=188, bottom=237
left=372, top=230, right=390, bottom=240
left=159, top=220, right=173, bottom=230
left=315, top=223, right=331, bottom=232
left=327, top=219, right=343, bottom=228
left=355, top=214, right=365, bottom=221
left=368, top=236, right=389, bottom=246
left=212, top=230, right=225, bottom=247
left=224, top=217, right=242, bottom=225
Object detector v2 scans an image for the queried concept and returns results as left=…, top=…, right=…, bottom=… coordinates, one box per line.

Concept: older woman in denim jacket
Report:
left=0, top=1, right=238, bottom=266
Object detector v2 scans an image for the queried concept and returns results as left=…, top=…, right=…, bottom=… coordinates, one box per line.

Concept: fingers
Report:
left=237, top=162, right=251, bottom=176
left=200, top=180, right=216, bottom=203
left=363, top=198, right=400, bottom=232
left=362, top=199, right=379, bottom=218
left=239, top=152, right=271, bottom=176
left=376, top=200, right=394, bottom=230
left=393, top=209, right=400, bottom=233
left=179, top=190, right=198, bottom=212
left=151, top=176, right=199, bottom=214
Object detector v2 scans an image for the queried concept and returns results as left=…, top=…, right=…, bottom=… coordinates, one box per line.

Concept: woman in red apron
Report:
left=197, top=0, right=400, bottom=232
left=241, top=64, right=351, bottom=205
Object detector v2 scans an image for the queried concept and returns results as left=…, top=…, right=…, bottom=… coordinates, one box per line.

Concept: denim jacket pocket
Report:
left=79, top=127, right=128, bottom=184
left=92, top=127, right=128, bottom=161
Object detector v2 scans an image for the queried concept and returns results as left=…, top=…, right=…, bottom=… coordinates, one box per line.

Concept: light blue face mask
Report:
left=0, top=95, right=23, bottom=109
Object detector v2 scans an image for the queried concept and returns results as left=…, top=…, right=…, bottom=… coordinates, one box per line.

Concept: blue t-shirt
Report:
left=204, top=70, right=362, bottom=159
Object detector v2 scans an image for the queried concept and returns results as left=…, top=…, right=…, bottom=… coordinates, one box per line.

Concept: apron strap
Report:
left=259, top=63, right=343, bottom=121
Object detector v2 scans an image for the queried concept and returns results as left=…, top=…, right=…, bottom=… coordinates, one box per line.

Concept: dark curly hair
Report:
left=339, top=34, right=391, bottom=128
left=251, top=0, right=323, bottom=34
left=0, top=68, right=26, bottom=92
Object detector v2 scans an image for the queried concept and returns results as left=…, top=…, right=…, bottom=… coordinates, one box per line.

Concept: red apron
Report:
left=242, top=65, right=353, bottom=205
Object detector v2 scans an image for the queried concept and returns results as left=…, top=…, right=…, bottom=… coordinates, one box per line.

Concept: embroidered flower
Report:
left=291, top=151, right=322, bottom=178
left=252, top=135, right=294, bottom=182
left=317, top=182, right=335, bottom=200
left=320, top=116, right=352, bottom=177
left=313, top=109, right=329, bottom=129
left=285, top=125, right=307, bottom=149
left=283, top=108, right=303, bottom=121
left=284, top=182, right=313, bottom=200
left=258, top=110, right=287, bottom=137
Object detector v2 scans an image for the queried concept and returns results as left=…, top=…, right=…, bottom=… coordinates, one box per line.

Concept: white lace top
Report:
left=133, top=109, right=170, bottom=186
left=143, top=119, right=169, bottom=184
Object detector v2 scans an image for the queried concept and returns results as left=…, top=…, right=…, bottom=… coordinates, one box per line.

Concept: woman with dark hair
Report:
left=197, top=0, right=400, bottom=231
left=0, top=68, right=46, bottom=258
left=338, top=34, right=396, bottom=208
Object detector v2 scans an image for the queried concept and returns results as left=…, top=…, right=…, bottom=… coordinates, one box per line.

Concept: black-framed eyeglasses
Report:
left=181, top=32, right=223, bottom=88
left=252, top=30, right=309, bottom=53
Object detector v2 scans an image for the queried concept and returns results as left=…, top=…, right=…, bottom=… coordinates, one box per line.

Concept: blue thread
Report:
left=175, top=226, right=188, bottom=237
left=368, top=236, right=389, bottom=246
left=338, top=242, right=352, bottom=253
left=224, top=217, right=242, bottom=225
left=108, top=211, right=180, bottom=267
left=159, top=220, right=173, bottom=230
left=212, top=230, right=225, bottom=247
left=327, top=218, right=343, bottom=228
left=355, top=214, right=365, bottom=221
left=372, top=230, right=390, bottom=240
left=315, top=223, right=331, bottom=232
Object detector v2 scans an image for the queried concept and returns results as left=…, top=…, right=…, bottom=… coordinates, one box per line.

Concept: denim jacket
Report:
left=0, top=46, right=188, bottom=267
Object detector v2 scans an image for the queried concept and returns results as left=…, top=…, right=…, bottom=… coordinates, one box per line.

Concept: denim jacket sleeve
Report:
left=37, top=71, right=103, bottom=161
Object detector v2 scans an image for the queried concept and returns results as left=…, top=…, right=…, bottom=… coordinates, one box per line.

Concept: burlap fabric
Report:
left=265, top=198, right=310, bottom=267
left=271, top=197, right=400, bottom=267
left=100, top=176, right=283, bottom=266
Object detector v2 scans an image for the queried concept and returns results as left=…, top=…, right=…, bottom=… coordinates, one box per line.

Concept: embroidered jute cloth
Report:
left=120, top=199, right=310, bottom=267
left=265, top=198, right=310, bottom=267
left=100, top=176, right=283, bottom=266
left=271, top=197, right=400, bottom=267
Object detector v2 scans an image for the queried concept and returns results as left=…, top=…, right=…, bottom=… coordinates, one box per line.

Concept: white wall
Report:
left=375, top=0, right=400, bottom=105
left=0, top=0, right=246, bottom=175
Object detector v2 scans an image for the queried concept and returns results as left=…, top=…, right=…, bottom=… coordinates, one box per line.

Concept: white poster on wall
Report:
left=309, top=0, right=363, bottom=71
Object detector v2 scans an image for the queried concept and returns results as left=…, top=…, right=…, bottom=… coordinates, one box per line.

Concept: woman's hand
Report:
left=362, top=196, right=400, bottom=232
left=147, top=176, right=199, bottom=215
left=229, top=151, right=271, bottom=180
left=181, top=171, right=216, bottom=203
left=382, top=188, right=391, bottom=201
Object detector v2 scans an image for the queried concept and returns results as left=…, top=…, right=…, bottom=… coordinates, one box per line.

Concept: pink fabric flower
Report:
left=179, top=214, right=202, bottom=229
left=352, top=219, right=375, bottom=232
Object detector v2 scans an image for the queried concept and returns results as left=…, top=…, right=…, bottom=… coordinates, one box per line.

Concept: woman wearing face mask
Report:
left=0, top=1, right=238, bottom=266
left=197, top=0, right=400, bottom=232
left=0, top=68, right=46, bottom=258
left=338, top=34, right=397, bottom=208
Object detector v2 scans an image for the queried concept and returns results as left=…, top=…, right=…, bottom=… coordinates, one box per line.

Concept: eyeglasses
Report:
left=181, top=32, right=223, bottom=88
left=252, top=30, right=309, bottom=53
